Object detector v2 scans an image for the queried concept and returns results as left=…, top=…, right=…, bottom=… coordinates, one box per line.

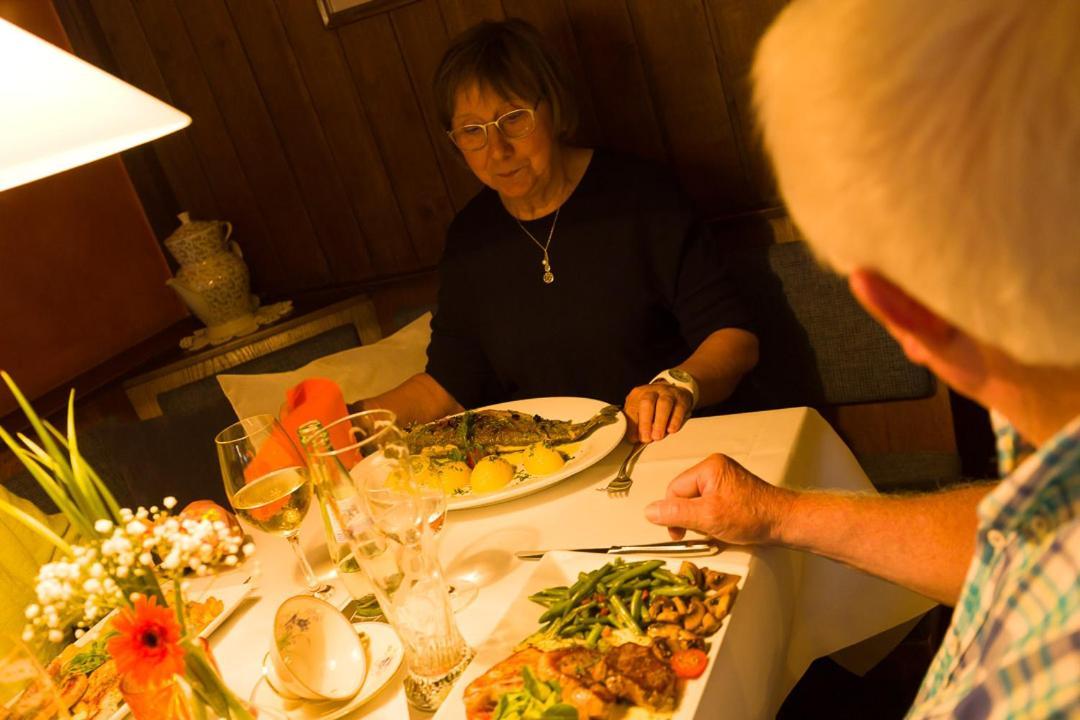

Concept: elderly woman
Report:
left=360, top=20, right=758, bottom=441
left=646, top=0, right=1080, bottom=716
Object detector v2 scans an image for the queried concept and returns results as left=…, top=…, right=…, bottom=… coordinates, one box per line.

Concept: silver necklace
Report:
left=516, top=207, right=560, bottom=284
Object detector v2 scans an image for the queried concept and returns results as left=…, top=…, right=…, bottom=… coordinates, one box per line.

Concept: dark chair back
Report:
left=727, top=241, right=935, bottom=411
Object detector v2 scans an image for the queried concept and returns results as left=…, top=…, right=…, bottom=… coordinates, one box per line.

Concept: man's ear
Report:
left=848, top=269, right=956, bottom=365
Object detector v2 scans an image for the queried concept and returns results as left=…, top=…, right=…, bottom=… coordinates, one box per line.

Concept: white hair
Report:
left=753, top=0, right=1080, bottom=365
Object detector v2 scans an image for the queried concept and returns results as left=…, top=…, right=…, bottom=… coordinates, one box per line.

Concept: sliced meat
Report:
left=601, top=643, right=678, bottom=713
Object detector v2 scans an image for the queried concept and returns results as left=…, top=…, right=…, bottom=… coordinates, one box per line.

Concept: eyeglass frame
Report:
left=445, top=104, right=539, bottom=151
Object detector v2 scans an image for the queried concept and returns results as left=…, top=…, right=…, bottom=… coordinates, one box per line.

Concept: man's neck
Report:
left=990, top=365, right=1080, bottom=446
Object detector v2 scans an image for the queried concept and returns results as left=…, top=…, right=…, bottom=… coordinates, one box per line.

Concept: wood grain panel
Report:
left=273, top=0, right=415, bottom=276
left=437, top=0, right=505, bottom=37
left=704, top=0, right=787, bottom=203
left=126, top=0, right=284, bottom=291
left=563, top=0, right=667, bottom=164
left=172, top=0, right=330, bottom=291
left=390, top=0, right=481, bottom=211
left=86, top=0, right=219, bottom=224
left=338, top=13, right=456, bottom=267
left=501, top=0, right=601, bottom=146
left=226, top=0, right=375, bottom=283
left=628, top=0, right=749, bottom=212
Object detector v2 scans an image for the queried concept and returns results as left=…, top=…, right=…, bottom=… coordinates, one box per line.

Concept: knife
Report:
left=515, top=539, right=722, bottom=561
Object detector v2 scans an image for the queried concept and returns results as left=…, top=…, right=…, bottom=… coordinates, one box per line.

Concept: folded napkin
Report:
left=241, top=378, right=351, bottom=484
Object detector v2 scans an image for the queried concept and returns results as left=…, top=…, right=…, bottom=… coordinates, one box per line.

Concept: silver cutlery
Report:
left=515, top=539, right=722, bottom=561
left=598, top=441, right=647, bottom=495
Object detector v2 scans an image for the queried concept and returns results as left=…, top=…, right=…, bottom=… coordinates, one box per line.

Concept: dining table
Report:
left=196, top=406, right=936, bottom=719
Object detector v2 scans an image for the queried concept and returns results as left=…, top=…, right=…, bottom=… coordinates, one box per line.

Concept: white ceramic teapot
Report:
left=164, top=212, right=258, bottom=343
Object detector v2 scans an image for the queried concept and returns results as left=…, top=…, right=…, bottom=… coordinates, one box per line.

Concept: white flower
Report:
left=48, top=629, right=63, bottom=643
left=94, top=519, right=113, bottom=534
left=126, top=520, right=147, bottom=536
left=139, top=552, right=154, bottom=567
left=224, top=556, right=238, bottom=566
left=243, top=543, right=256, bottom=557
left=22, top=628, right=33, bottom=642
left=164, top=496, right=178, bottom=509
left=82, top=579, right=102, bottom=594
left=25, top=604, right=40, bottom=619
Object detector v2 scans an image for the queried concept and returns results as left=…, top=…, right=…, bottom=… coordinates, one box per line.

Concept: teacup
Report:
left=267, top=595, right=366, bottom=701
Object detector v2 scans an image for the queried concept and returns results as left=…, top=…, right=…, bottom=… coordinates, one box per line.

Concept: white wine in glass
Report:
left=215, top=415, right=332, bottom=596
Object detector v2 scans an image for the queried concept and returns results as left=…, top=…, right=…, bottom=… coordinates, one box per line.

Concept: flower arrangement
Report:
left=0, top=372, right=256, bottom=719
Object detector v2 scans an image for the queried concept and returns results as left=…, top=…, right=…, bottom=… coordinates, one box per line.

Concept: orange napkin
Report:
left=279, top=377, right=354, bottom=462
left=241, top=378, right=351, bottom=486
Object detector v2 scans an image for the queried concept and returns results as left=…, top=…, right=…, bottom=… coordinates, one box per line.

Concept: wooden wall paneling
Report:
left=563, top=0, right=667, bottom=164
left=273, top=0, right=415, bottom=277
left=627, top=0, right=749, bottom=214
left=84, top=0, right=219, bottom=226
left=703, top=0, right=787, bottom=205
left=169, top=0, right=330, bottom=292
left=125, top=0, right=284, bottom=292
left=389, top=0, right=482, bottom=212
left=338, top=14, right=456, bottom=267
left=437, top=0, right=505, bottom=37
left=225, top=0, right=375, bottom=284
left=501, top=0, right=602, bottom=146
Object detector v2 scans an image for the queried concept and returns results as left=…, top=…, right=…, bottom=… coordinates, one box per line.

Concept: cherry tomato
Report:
left=670, top=648, right=708, bottom=679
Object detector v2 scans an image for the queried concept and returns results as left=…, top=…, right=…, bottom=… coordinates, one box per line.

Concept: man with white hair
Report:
left=645, top=0, right=1079, bottom=716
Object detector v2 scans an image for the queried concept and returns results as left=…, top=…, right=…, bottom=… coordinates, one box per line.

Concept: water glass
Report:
left=303, top=410, right=473, bottom=711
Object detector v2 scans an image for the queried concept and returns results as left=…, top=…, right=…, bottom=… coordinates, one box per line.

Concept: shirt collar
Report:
left=978, top=411, right=1080, bottom=530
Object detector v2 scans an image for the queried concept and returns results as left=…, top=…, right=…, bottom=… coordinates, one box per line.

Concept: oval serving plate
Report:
left=441, top=397, right=626, bottom=511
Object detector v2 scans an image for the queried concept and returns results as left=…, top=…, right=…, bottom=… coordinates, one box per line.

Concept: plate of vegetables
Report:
left=434, top=552, right=742, bottom=720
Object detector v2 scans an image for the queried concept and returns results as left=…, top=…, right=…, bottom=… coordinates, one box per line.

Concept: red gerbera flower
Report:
left=108, top=595, right=186, bottom=688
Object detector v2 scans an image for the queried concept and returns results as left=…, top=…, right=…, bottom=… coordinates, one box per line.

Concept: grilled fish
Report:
left=406, top=404, right=620, bottom=457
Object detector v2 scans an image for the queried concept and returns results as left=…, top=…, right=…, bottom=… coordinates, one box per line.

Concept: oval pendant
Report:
left=543, top=271, right=554, bottom=284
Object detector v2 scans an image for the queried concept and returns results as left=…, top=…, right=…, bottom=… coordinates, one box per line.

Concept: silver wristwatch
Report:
left=650, top=368, right=700, bottom=409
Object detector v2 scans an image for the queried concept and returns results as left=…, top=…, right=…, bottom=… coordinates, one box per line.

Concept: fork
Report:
left=598, top=442, right=647, bottom=495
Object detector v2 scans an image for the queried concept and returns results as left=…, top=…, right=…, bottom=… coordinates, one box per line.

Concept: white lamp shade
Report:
left=0, top=18, right=191, bottom=192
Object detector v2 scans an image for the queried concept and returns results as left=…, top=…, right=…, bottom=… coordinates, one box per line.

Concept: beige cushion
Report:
left=217, top=312, right=431, bottom=420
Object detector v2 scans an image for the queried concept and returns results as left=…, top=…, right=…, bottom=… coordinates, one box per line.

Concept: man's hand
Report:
left=624, top=382, right=693, bottom=443
left=644, top=454, right=795, bottom=543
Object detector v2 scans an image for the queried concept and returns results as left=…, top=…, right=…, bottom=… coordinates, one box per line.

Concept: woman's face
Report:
left=450, top=82, right=558, bottom=201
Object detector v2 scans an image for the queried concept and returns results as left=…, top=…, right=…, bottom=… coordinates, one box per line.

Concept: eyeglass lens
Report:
left=451, top=108, right=535, bottom=150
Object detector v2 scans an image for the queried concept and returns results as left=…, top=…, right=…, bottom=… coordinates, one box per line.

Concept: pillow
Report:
left=217, top=312, right=431, bottom=420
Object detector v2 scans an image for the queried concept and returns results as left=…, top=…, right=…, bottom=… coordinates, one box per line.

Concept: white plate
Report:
left=433, top=551, right=745, bottom=720
left=251, top=621, right=404, bottom=720
left=442, top=397, right=626, bottom=511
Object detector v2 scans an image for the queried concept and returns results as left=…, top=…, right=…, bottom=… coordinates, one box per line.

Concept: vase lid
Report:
left=166, top=212, right=229, bottom=246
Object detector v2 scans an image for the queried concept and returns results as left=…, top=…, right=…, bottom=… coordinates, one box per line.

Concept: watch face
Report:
left=669, top=368, right=692, bottom=383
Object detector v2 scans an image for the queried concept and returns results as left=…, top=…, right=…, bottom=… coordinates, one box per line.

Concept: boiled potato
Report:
left=523, top=443, right=565, bottom=476
left=409, top=457, right=437, bottom=488
left=436, top=460, right=472, bottom=493
left=470, top=456, right=515, bottom=494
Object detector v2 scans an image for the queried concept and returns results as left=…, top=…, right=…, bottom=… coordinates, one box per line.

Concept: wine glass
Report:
left=215, top=414, right=333, bottom=596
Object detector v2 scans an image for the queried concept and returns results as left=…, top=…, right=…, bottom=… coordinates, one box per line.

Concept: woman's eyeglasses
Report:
left=447, top=107, right=536, bottom=151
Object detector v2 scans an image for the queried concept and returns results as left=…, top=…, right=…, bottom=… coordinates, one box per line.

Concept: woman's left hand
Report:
left=624, top=382, right=693, bottom=443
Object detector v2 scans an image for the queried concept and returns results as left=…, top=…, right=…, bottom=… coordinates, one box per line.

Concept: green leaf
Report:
left=0, top=495, right=74, bottom=555
left=2, top=371, right=73, bottom=485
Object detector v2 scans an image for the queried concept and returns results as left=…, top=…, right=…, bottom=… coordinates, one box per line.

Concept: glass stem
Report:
left=286, top=534, right=323, bottom=593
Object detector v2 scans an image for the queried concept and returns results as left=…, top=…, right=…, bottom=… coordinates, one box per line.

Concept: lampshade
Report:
left=0, top=18, right=191, bottom=192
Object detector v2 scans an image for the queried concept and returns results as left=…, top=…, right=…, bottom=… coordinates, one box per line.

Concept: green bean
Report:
left=652, top=568, right=683, bottom=584
left=559, top=623, right=588, bottom=637
left=538, top=599, right=572, bottom=623
left=630, top=589, right=643, bottom=625
left=585, top=624, right=603, bottom=648
left=625, top=577, right=654, bottom=590
left=609, top=595, right=642, bottom=635
left=649, top=585, right=704, bottom=597
left=608, top=560, right=665, bottom=592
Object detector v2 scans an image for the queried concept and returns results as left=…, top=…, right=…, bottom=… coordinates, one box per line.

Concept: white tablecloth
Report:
left=202, top=407, right=934, bottom=719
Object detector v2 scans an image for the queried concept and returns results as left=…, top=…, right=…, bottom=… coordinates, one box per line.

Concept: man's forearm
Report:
left=677, top=328, right=759, bottom=407
left=773, top=483, right=995, bottom=605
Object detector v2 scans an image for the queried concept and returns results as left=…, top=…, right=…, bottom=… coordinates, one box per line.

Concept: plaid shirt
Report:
left=908, top=412, right=1080, bottom=719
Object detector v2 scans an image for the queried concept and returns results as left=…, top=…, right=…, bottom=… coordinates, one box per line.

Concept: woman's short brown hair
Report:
left=434, top=19, right=579, bottom=140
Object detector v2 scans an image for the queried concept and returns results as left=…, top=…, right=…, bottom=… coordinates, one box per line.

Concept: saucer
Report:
left=253, top=622, right=403, bottom=719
